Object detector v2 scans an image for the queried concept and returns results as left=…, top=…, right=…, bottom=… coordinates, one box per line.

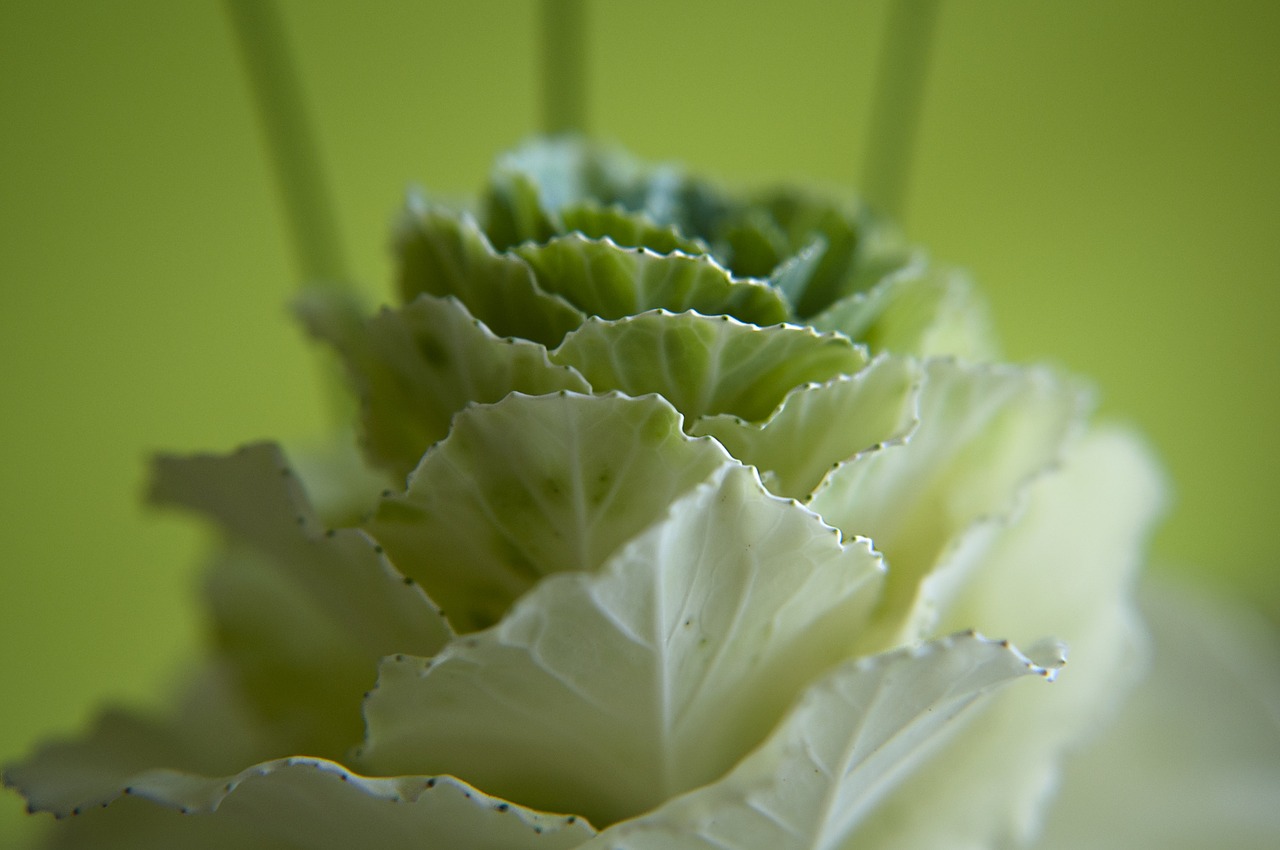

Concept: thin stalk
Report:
left=540, top=0, right=588, bottom=135
left=224, top=0, right=349, bottom=286
left=861, top=0, right=942, bottom=224
left=223, top=0, right=351, bottom=428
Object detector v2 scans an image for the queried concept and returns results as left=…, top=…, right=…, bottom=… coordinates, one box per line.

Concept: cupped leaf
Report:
left=489, top=137, right=645, bottom=215
left=396, top=202, right=584, bottom=346
left=482, top=168, right=561, bottom=252
left=298, top=291, right=589, bottom=479
left=358, top=463, right=885, bottom=827
left=691, top=355, right=921, bottom=500
left=483, top=137, right=694, bottom=243
left=856, top=427, right=1165, bottom=849
left=809, top=359, right=1087, bottom=649
left=559, top=202, right=708, bottom=256
left=717, top=208, right=789, bottom=278
left=552, top=311, right=866, bottom=423
left=6, top=755, right=594, bottom=850
left=515, top=234, right=789, bottom=326
left=366, top=392, right=732, bottom=632
left=751, top=192, right=862, bottom=317
left=811, top=261, right=998, bottom=360
left=150, top=443, right=451, bottom=755
left=583, top=632, right=1065, bottom=850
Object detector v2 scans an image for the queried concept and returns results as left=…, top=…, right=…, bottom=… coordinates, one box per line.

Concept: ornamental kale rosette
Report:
left=4, top=139, right=1163, bottom=849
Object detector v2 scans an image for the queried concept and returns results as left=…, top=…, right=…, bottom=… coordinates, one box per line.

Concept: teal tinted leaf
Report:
left=150, top=443, right=451, bottom=755
left=809, top=360, right=1086, bottom=649
left=359, top=463, right=884, bottom=827
left=491, top=137, right=641, bottom=212
left=811, top=262, right=998, bottom=360
left=298, top=291, right=589, bottom=479
left=395, top=203, right=584, bottom=346
left=718, top=209, right=788, bottom=278
left=690, top=355, right=921, bottom=499
left=756, top=192, right=860, bottom=317
left=769, top=237, right=827, bottom=312
left=485, top=137, right=735, bottom=242
left=8, top=755, right=594, bottom=850
left=584, top=633, right=1064, bottom=850
left=481, top=169, right=560, bottom=252
left=559, top=202, right=707, bottom=256
left=515, top=234, right=789, bottom=326
left=552, top=311, right=866, bottom=423
left=366, top=392, right=731, bottom=633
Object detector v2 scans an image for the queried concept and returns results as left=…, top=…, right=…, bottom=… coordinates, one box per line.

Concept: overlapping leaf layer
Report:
left=4, top=139, right=1163, bottom=850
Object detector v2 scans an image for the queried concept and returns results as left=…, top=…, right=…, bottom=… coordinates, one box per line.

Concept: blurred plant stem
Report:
left=861, top=0, right=941, bottom=223
left=541, top=0, right=588, bottom=135
left=224, top=0, right=352, bottom=428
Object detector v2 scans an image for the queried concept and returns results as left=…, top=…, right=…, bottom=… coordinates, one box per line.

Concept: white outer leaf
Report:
left=359, top=462, right=885, bottom=827
left=585, top=632, right=1065, bottom=850
left=809, top=359, right=1086, bottom=649
left=5, top=757, right=595, bottom=850
left=854, top=427, right=1166, bottom=848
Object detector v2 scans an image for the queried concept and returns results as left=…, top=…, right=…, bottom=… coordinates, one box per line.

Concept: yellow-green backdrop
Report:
left=2, top=1, right=1277, bottom=843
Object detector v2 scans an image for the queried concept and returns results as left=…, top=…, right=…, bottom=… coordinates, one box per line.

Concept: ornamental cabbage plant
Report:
left=4, top=139, right=1165, bottom=849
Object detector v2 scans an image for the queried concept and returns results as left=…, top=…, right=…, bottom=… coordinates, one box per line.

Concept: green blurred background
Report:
left=2, top=0, right=1277, bottom=842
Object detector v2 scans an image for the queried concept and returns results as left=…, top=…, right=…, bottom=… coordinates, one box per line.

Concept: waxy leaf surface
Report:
left=396, top=205, right=583, bottom=346
left=809, top=360, right=1085, bottom=647
left=516, top=235, right=788, bottom=327
left=553, top=311, right=866, bottom=423
left=584, top=633, right=1064, bottom=850
left=367, top=392, right=731, bottom=632
left=360, top=463, right=884, bottom=826
left=300, top=292, right=589, bottom=478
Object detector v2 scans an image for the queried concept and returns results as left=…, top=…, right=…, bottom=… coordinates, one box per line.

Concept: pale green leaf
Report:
left=810, top=262, right=998, bottom=360
left=584, top=632, right=1065, bottom=850
left=552, top=311, right=866, bottom=423
left=6, top=756, right=594, bottom=850
left=515, top=234, right=789, bottom=326
left=359, top=463, right=884, bottom=827
left=396, top=203, right=584, bottom=346
left=280, top=431, right=395, bottom=529
left=690, top=355, right=921, bottom=500
left=856, top=427, right=1165, bottom=849
left=366, top=392, right=731, bottom=632
left=150, top=443, right=450, bottom=755
left=298, top=291, right=589, bottom=479
left=809, top=360, right=1087, bottom=649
